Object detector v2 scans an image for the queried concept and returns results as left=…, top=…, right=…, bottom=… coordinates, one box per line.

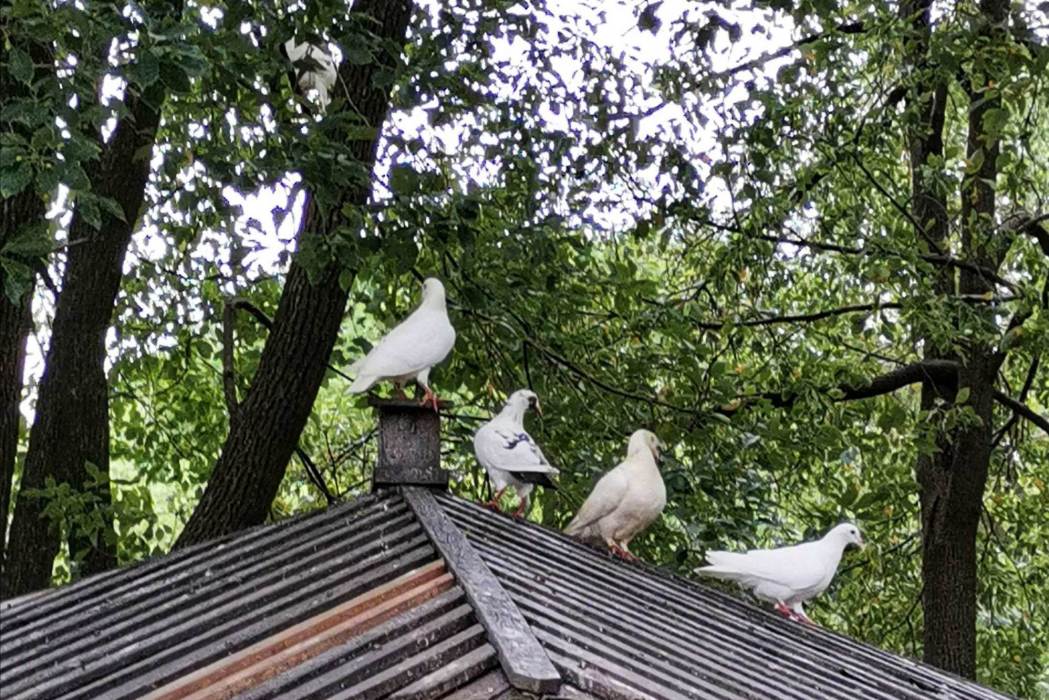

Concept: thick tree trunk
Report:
left=174, top=0, right=414, bottom=548
left=905, top=0, right=1008, bottom=679
left=1, top=90, right=163, bottom=598
left=917, top=355, right=998, bottom=678
left=1, top=19, right=53, bottom=572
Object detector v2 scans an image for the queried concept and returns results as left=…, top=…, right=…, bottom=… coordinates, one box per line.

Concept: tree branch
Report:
left=1014, top=213, right=1049, bottom=257
left=221, top=301, right=239, bottom=421
left=294, top=446, right=337, bottom=505
left=992, top=391, right=1049, bottom=437
left=718, top=360, right=959, bottom=414
left=752, top=233, right=1018, bottom=291
left=231, top=298, right=355, bottom=382
left=717, top=21, right=866, bottom=79
left=717, top=358, right=1049, bottom=437
left=694, top=302, right=902, bottom=330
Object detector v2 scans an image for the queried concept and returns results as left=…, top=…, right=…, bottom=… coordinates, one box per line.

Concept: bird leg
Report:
left=773, top=602, right=795, bottom=619
left=484, top=487, right=507, bottom=512
left=392, top=385, right=408, bottom=400
left=792, top=607, right=816, bottom=625
left=418, top=386, right=440, bottom=412
left=609, top=544, right=638, bottom=561
left=512, top=496, right=529, bottom=518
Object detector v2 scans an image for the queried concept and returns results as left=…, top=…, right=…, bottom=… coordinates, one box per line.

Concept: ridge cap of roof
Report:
left=401, top=486, right=561, bottom=695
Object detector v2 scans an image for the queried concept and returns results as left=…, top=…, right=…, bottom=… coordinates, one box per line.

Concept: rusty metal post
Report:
left=369, top=397, right=450, bottom=489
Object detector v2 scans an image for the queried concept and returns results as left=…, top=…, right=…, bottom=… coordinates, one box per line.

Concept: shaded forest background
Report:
left=1, top=0, right=1047, bottom=696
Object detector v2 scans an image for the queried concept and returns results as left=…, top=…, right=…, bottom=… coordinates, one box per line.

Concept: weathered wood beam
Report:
left=403, top=487, right=561, bottom=693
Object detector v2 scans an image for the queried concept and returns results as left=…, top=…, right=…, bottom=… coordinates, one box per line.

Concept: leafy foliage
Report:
left=4, top=0, right=1047, bottom=696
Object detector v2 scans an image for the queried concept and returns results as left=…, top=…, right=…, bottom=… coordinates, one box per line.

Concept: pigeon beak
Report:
left=534, top=398, right=543, bottom=417
left=858, top=536, right=866, bottom=551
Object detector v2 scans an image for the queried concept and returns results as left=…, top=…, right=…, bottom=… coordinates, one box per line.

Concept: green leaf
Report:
left=1, top=259, right=33, bottom=305
left=389, top=165, right=420, bottom=195
left=0, top=162, right=33, bottom=198
left=159, top=61, right=191, bottom=93
left=343, top=44, right=373, bottom=65
left=955, top=386, right=971, bottom=404
left=9, top=48, right=34, bottom=85
left=97, top=196, right=128, bottom=223
left=78, top=195, right=102, bottom=230
left=2, top=222, right=51, bottom=258
left=129, top=49, right=160, bottom=88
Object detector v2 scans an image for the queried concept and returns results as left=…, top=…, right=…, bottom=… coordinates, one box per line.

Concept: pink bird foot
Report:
left=419, top=387, right=440, bottom=412
left=609, top=544, right=638, bottom=561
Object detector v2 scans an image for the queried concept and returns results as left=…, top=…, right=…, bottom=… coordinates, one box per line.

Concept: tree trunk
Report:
left=905, top=0, right=1008, bottom=679
left=0, top=292, right=32, bottom=567
left=1, top=19, right=53, bottom=573
left=174, top=0, right=415, bottom=548
left=1, top=89, right=163, bottom=598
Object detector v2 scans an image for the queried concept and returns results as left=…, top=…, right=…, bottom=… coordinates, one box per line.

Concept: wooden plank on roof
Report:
left=388, top=642, right=498, bottom=699
left=440, top=669, right=510, bottom=700
left=403, top=487, right=561, bottom=695
left=144, top=561, right=452, bottom=700
left=328, top=623, right=489, bottom=700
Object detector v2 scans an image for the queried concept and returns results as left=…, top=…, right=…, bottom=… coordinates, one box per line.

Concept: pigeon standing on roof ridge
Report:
left=473, top=389, right=559, bottom=518
left=282, top=39, right=339, bottom=111
left=348, top=277, right=456, bottom=411
left=563, top=429, right=667, bottom=561
left=694, top=522, right=865, bottom=624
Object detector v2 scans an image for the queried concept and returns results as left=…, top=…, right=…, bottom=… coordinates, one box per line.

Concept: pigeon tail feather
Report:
left=693, top=565, right=745, bottom=581
left=512, top=471, right=558, bottom=489
left=348, top=374, right=375, bottom=394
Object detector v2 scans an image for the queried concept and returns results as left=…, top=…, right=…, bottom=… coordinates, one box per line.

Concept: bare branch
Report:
left=992, top=391, right=1049, bottom=437
left=717, top=21, right=866, bottom=79
left=718, top=360, right=959, bottom=414
left=231, top=298, right=355, bottom=383
left=294, top=446, right=337, bottom=505
left=694, top=302, right=903, bottom=330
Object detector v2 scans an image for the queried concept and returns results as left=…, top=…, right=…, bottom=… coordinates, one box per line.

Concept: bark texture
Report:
left=174, top=0, right=414, bottom=547
left=1, top=88, right=163, bottom=598
left=1, top=25, right=52, bottom=573
left=0, top=293, right=32, bottom=569
left=903, top=0, right=1008, bottom=679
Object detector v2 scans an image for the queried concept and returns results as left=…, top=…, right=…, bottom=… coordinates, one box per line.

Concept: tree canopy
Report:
left=2, top=0, right=1047, bottom=696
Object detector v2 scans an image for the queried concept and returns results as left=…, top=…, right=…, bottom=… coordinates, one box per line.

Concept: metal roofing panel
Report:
left=436, top=492, right=1011, bottom=700
left=0, top=491, right=512, bottom=700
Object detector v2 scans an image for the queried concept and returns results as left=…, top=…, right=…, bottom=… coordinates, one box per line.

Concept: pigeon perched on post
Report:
left=694, top=523, right=865, bottom=624
left=281, top=39, right=338, bottom=111
left=473, top=389, right=558, bottom=517
left=348, top=278, right=456, bottom=411
left=564, top=429, right=667, bottom=560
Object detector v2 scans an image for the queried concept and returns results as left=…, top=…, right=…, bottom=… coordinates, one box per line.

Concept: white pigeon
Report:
left=348, top=278, right=456, bottom=411
left=473, top=389, right=559, bottom=518
left=564, top=429, right=667, bottom=560
left=694, top=523, right=865, bottom=624
left=282, top=39, right=338, bottom=111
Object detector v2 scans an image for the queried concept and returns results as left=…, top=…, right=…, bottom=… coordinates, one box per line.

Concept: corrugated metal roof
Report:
left=0, top=492, right=507, bottom=700
left=0, top=487, right=1013, bottom=700
left=435, top=492, right=1011, bottom=700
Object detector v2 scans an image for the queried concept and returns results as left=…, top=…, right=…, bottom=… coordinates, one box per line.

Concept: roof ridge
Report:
left=402, top=486, right=561, bottom=695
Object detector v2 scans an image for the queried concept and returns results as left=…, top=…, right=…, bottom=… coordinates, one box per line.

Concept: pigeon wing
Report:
left=475, top=426, right=557, bottom=479
left=564, top=465, right=629, bottom=536
left=351, top=309, right=454, bottom=389
left=698, top=541, right=827, bottom=592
